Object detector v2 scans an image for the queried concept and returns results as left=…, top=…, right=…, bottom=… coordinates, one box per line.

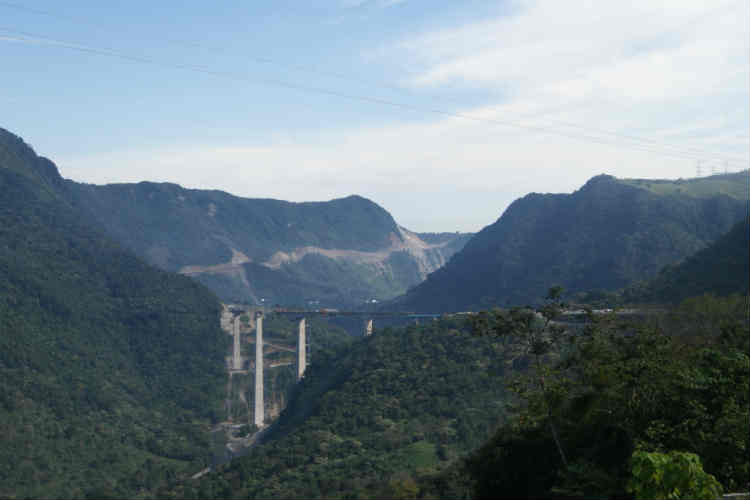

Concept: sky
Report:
left=2, top=0, right=748, bottom=232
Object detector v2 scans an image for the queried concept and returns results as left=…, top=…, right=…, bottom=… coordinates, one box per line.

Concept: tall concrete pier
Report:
left=296, top=318, right=306, bottom=381
left=232, top=316, right=242, bottom=370
left=254, top=311, right=264, bottom=427
left=364, top=318, right=373, bottom=336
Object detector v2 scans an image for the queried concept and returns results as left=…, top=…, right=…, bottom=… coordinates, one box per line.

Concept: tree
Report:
left=628, top=451, right=723, bottom=500
left=471, top=286, right=571, bottom=466
left=468, top=292, right=748, bottom=497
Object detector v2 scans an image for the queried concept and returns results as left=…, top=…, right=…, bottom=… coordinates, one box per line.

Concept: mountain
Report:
left=394, top=173, right=749, bottom=312
left=622, top=216, right=749, bottom=304
left=0, top=128, right=228, bottom=498
left=64, top=181, right=471, bottom=308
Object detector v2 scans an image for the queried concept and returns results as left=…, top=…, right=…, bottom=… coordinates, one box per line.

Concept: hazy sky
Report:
left=2, top=0, right=748, bottom=232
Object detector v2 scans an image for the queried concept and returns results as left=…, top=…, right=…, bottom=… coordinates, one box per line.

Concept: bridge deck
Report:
left=270, top=310, right=443, bottom=318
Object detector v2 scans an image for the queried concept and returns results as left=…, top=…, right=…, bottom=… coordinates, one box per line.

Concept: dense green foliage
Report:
left=64, top=179, right=469, bottom=308
left=0, top=128, right=229, bottom=498
left=164, top=317, right=513, bottom=499
left=444, top=294, right=749, bottom=499
left=622, top=216, right=749, bottom=304
left=395, top=173, right=748, bottom=311
left=628, top=450, right=723, bottom=500
left=179, top=293, right=749, bottom=499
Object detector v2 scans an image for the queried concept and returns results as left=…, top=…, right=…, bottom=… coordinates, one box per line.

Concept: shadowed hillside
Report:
left=394, top=173, right=748, bottom=312
left=621, top=216, right=749, bottom=304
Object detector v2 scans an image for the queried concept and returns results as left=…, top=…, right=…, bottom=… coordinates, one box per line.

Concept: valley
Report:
left=2, top=0, right=748, bottom=496
left=1, top=126, right=747, bottom=499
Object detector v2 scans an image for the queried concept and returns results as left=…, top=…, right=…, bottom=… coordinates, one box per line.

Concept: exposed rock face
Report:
left=64, top=179, right=471, bottom=308
left=259, top=227, right=459, bottom=276
left=174, top=226, right=469, bottom=307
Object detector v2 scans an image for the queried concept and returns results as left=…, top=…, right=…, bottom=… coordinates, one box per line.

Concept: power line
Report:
left=1, top=0, right=747, bottom=165
left=0, top=1, right=72, bottom=20
left=1, top=26, right=748, bottom=167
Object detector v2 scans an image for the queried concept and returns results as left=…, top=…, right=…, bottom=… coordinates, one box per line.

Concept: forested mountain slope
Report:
left=163, top=317, right=511, bottom=499
left=622, top=216, right=749, bottom=304
left=0, top=128, right=228, bottom=498
left=65, top=180, right=470, bottom=308
left=394, top=173, right=748, bottom=312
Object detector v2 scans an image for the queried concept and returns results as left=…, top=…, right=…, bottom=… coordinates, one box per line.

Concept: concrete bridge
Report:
left=210, top=305, right=664, bottom=470
left=227, top=306, right=648, bottom=427
left=226, top=308, right=441, bottom=427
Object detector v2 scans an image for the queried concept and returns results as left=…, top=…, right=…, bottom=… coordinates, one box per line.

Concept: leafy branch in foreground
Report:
left=628, top=450, right=723, bottom=500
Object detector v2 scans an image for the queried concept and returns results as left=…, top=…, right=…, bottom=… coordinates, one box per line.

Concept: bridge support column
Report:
left=254, top=312, right=264, bottom=427
left=364, top=318, right=373, bottom=337
left=297, top=318, right=306, bottom=381
left=232, top=316, right=242, bottom=370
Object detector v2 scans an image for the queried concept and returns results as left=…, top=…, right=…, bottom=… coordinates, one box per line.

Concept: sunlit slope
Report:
left=66, top=180, right=470, bottom=308
left=622, top=171, right=748, bottom=199
left=394, top=173, right=748, bottom=312
left=0, top=128, right=228, bottom=498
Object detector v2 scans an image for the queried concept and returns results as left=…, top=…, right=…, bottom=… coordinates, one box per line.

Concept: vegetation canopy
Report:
left=457, top=291, right=749, bottom=499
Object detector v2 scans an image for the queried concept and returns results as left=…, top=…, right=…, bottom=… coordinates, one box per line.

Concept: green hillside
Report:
left=622, top=172, right=748, bottom=199
left=623, top=216, right=749, bottom=304
left=0, top=128, right=229, bottom=498
left=163, top=317, right=511, bottom=499
left=394, top=173, right=748, bottom=312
